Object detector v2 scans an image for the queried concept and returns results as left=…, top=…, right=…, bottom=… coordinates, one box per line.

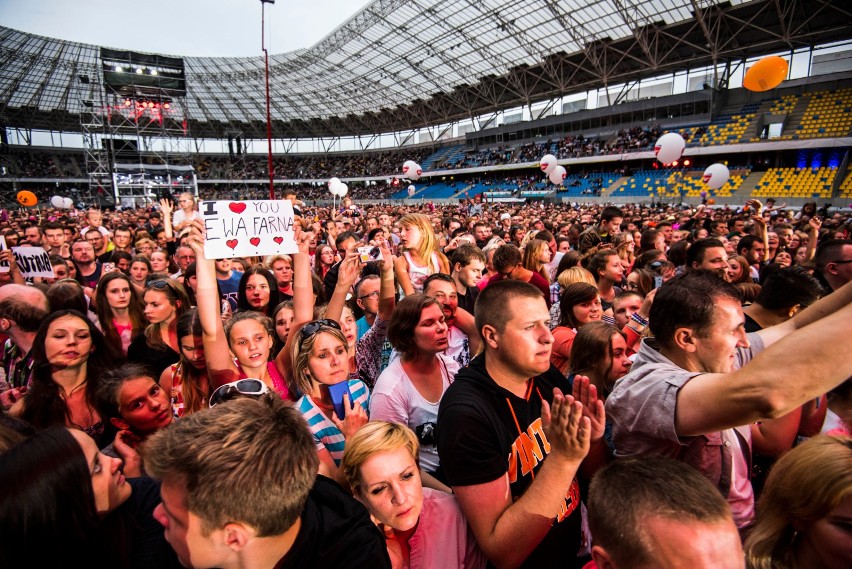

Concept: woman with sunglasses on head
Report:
left=94, top=271, right=146, bottom=357
left=0, top=426, right=182, bottom=569
left=127, top=278, right=190, bottom=378
left=11, top=310, right=124, bottom=448
left=186, top=229, right=292, bottom=400
left=158, top=309, right=209, bottom=417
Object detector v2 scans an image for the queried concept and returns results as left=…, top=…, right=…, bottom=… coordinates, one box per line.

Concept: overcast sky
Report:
left=0, top=0, right=370, bottom=56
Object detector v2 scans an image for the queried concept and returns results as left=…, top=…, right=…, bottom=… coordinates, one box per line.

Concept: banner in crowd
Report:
left=0, top=237, right=55, bottom=278
left=201, top=200, right=298, bottom=259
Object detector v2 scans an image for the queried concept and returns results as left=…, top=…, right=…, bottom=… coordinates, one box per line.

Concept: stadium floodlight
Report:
left=150, top=69, right=158, bottom=76
left=135, top=68, right=143, bottom=74
left=114, top=66, right=122, bottom=72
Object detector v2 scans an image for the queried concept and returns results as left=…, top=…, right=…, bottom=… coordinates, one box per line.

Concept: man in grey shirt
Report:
left=607, top=271, right=852, bottom=528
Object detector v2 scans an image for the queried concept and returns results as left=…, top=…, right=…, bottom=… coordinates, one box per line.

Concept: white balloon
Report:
left=548, top=165, right=567, bottom=186
left=702, top=163, right=730, bottom=190
left=50, top=195, right=65, bottom=208
left=406, top=163, right=423, bottom=181
left=63, top=197, right=74, bottom=209
left=402, top=160, right=418, bottom=178
left=328, top=177, right=342, bottom=193
left=539, top=154, right=557, bottom=174
left=654, top=132, right=686, bottom=165
left=338, top=183, right=348, bottom=197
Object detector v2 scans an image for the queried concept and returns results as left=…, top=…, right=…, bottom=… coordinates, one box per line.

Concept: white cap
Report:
left=500, top=213, right=511, bottom=221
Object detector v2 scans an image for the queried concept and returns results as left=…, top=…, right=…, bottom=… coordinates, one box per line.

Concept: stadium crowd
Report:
left=1, top=191, right=851, bottom=569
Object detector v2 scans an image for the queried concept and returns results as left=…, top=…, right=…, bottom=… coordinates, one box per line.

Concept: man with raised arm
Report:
left=607, top=270, right=852, bottom=528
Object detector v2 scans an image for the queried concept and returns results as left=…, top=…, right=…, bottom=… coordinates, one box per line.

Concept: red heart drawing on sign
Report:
left=273, top=237, right=283, bottom=244
left=226, top=239, right=238, bottom=249
left=229, top=203, right=247, bottom=214
left=250, top=237, right=261, bottom=247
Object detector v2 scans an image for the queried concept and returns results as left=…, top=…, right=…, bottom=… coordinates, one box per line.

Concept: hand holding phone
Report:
left=328, top=381, right=353, bottom=420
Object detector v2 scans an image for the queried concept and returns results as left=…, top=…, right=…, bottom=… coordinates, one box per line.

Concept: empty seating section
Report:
left=770, top=94, right=799, bottom=115
left=752, top=167, right=838, bottom=199
left=421, top=145, right=464, bottom=170
left=793, top=89, right=852, bottom=139
left=695, top=108, right=756, bottom=146
left=838, top=169, right=852, bottom=198
left=410, top=182, right=466, bottom=199
left=611, top=170, right=671, bottom=197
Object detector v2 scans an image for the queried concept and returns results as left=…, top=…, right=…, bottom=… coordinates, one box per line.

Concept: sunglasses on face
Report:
left=208, top=378, right=269, bottom=407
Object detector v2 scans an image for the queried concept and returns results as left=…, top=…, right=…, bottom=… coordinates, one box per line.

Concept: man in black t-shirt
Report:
left=437, top=280, right=607, bottom=568
left=450, top=244, right=485, bottom=314
left=143, top=396, right=390, bottom=569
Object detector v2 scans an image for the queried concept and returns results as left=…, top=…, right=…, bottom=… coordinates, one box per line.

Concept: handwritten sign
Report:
left=11, top=246, right=54, bottom=278
left=201, top=200, right=298, bottom=260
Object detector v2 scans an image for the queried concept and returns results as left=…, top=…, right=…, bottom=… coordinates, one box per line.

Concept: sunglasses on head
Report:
left=148, top=279, right=170, bottom=290
left=299, top=319, right=342, bottom=342
left=208, top=378, right=269, bottom=407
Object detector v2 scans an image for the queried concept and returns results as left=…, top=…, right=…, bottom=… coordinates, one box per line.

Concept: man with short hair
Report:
left=0, top=284, right=49, bottom=394
left=42, top=221, right=69, bottom=258
left=172, top=244, right=195, bottom=279
left=143, top=396, right=390, bottom=569
left=437, top=280, right=603, bottom=568
left=46, top=255, right=71, bottom=284
left=450, top=244, right=485, bottom=314
left=484, top=244, right=551, bottom=306
left=23, top=225, right=43, bottom=247
left=737, top=235, right=766, bottom=281
left=578, top=206, right=623, bottom=252
left=85, top=228, right=113, bottom=263
left=323, top=230, right=359, bottom=299
left=742, top=266, right=823, bottom=332
left=353, top=274, right=380, bottom=340
left=606, top=271, right=852, bottom=528
left=472, top=222, right=491, bottom=249
left=423, top=273, right=480, bottom=367
left=71, top=240, right=103, bottom=289
left=112, top=225, right=134, bottom=254
left=686, top=238, right=729, bottom=280
left=588, top=457, right=744, bottom=569
left=813, top=238, right=852, bottom=292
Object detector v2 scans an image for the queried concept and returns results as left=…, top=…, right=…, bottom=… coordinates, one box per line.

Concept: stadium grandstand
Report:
left=1, top=0, right=851, bottom=209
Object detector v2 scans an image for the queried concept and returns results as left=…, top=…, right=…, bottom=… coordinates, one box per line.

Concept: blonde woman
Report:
left=394, top=213, right=450, bottom=295
left=342, top=422, right=486, bottom=569
left=745, top=435, right=852, bottom=569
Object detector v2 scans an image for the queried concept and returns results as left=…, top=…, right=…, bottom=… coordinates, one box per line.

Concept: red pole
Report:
left=262, top=2, right=275, bottom=200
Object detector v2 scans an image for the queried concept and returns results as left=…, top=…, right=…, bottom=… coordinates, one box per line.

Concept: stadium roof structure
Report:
left=1, top=0, right=851, bottom=140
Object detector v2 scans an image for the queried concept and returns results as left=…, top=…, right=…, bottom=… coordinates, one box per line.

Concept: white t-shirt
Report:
left=369, top=353, right=459, bottom=473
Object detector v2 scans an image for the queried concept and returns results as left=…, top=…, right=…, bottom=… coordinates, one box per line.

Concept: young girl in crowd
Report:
left=314, top=244, right=336, bottom=280
left=395, top=213, right=449, bottom=295
left=550, top=283, right=603, bottom=374
left=0, top=427, right=182, bottom=569
left=236, top=265, right=281, bottom=316
left=127, top=278, right=190, bottom=377
left=94, top=363, right=174, bottom=475
left=271, top=300, right=295, bottom=357
left=188, top=233, right=292, bottom=399
left=522, top=239, right=552, bottom=283
left=159, top=309, right=209, bottom=417
left=371, top=294, right=457, bottom=490
left=15, top=310, right=124, bottom=448
left=128, top=256, right=151, bottom=292
left=94, top=272, right=146, bottom=356
left=342, top=421, right=486, bottom=569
